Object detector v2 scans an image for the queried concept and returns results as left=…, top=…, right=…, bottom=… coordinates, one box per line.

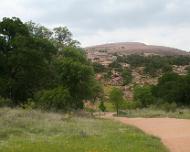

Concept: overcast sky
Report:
left=0, top=0, right=190, bottom=50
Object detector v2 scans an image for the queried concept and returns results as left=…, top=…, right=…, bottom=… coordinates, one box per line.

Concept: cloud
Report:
left=0, top=0, right=189, bottom=50
left=79, top=25, right=190, bottom=50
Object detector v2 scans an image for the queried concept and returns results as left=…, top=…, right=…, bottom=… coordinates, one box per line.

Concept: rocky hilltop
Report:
left=85, top=42, right=189, bottom=56
left=85, top=42, right=190, bottom=100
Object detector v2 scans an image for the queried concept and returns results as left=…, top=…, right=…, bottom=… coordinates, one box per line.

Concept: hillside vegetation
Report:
left=88, top=42, right=190, bottom=115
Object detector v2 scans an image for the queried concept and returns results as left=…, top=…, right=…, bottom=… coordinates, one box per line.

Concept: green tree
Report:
left=134, top=85, right=154, bottom=107
left=26, top=22, right=79, bottom=48
left=152, top=72, right=189, bottom=105
left=0, top=17, right=56, bottom=104
left=92, top=62, right=106, bottom=73
left=109, top=87, right=124, bottom=116
left=26, top=21, right=53, bottom=39
left=109, top=61, right=122, bottom=72
left=35, top=86, right=71, bottom=110
left=183, top=74, right=190, bottom=105
left=99, top=101, right=106, bottom=112
left=55, top=47, right=96, bottom=109
left=0, top=17, right=101, bottom=110
left=53, top=26, right=80, bottom=48
left=122, top=69, right=132, bottom=85
left=90, top=81, right=104, bottom=103
left=162, top=64, right=172, bottom=73
left=126, top=55, right=146, bottom=67
left=185, top=66, right=190, bottom=74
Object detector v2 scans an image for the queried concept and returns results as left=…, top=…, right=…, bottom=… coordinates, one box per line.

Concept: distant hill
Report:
left=85, top=42, right=189, bottom=56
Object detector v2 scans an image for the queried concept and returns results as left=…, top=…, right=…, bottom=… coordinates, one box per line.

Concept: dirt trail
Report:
left=104, top=113, right=190, bottom=152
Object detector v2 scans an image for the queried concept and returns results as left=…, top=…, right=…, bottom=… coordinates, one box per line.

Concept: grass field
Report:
left=0, top=108, right=168, bottom=152
left=119, top=108, right=190, bottom=119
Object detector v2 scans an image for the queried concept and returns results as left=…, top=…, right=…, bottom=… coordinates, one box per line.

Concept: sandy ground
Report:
left=104, top=113, right=190, bottom=152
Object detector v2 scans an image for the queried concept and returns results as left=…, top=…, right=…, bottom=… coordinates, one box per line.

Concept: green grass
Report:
left=0, top=108, right=168, bottom=152
left=119, top=108, right=190, bottom=119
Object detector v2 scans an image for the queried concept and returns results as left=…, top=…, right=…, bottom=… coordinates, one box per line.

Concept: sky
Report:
left=0, top=0, right=190, bottom=51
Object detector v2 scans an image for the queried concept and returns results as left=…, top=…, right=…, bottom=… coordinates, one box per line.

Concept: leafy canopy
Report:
left=109, top=87, right=124, bottom=115
left=0, top=17, right=56, bottom=104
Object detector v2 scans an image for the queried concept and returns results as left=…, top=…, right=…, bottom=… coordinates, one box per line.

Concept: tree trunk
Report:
left=116, top=104, right=119, bottom=116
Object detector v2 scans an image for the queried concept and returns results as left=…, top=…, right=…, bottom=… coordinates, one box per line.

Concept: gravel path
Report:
left=104, top=113, right=190, bottom=152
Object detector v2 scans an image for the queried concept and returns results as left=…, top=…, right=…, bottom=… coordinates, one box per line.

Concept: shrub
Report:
left=0, top=96, right=13, bottom=107
left=162, top=64, right=172, bottom=73
left=126, top=54, right=146, bottom=67
left=160, top=102, right=177, bottom=112
left=152, top=72, right=190, bottom=105
left=170, top=102, right=177, bottom=112
left=92, top=62, right=106, bottom=73
left=20, top=98, right=36, bottom=110
left=99, top=101, right=106, bottom=112
left=185, top=66, right=190, bottom=74
left=134, top=85, right=155, bottom=107
left=35, top=86, right=71, bottom=111
left=104, top=70, right=112, bottom=80
left=122, top=69, right=132, bottom=85
left=144, top=63, right=159, bottom=76
left=109, top=61, right=122, bottom=72
left=125, top=101, right=142, bottom=109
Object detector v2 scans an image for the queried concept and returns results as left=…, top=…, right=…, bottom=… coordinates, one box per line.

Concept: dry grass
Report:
left=0, top=108, right=168, bottom=152
left=119, top=108, right=190, bottom=119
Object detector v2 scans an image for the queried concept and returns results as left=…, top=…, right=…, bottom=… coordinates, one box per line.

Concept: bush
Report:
left=104, top=70, right=112, bottom=80
left=35, top=86, right=71, bottom=111
left=134, top=85, right=155, bottom=107
left=92, top=62, right=106, bottom=73
left=170, top=102, right=177, bottom=112
left=162, top=64, right=172, bottom=73
left=160, top=102, right=177, bottom=112
left=20, top=98, right=36, bottom=110
left=122, top=69, right=132, bottom=85
left=144, top=63, right=159, bottom=76
left=109, top=61, right=122, bottom=71
left=0, top=96, right=13, bottom=107
left=125, top=101, right=142, bottom=109
left=99, top=101, right=106, bottom=112
left=152, top=72, right=190, bottom=105
left=126, top=55, right=146, bottom=67
left=185, top=66, right=190, bottom=74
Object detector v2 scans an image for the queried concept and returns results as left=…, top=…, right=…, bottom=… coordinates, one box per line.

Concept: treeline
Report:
left=117, top=54, right=190, bottom=76
left=93, top=53, right=190, bottom=87
left=118, top=54, right=190, bottom=66
left=0, top=17, right=102, bottom=110
left=152, top=72, right=190, bottom=106
left=133, top=72, right=190, bottom=107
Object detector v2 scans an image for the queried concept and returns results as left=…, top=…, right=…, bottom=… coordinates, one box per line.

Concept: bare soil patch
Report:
left=104, top=113, right=190, bottom=152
